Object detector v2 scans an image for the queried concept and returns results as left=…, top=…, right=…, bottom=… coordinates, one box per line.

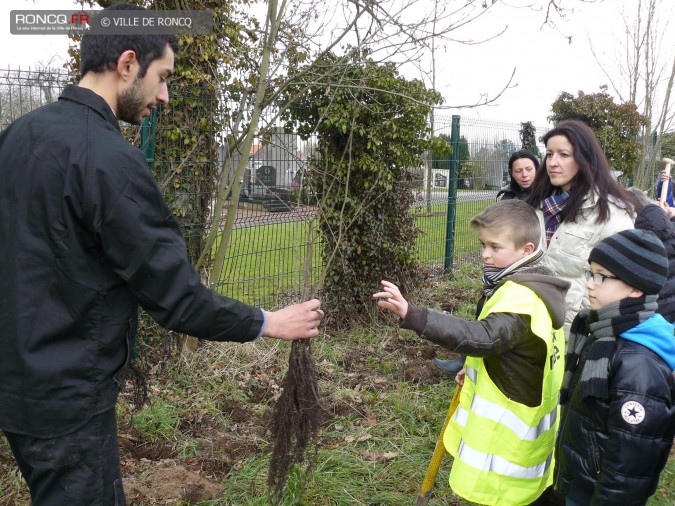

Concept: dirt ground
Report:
left=117, top=382, right=267, bottom=503
left=115, top=336, right=448, bottom=504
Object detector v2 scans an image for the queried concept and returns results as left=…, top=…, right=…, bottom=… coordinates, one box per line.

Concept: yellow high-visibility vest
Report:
left=443, top=281, right=565, bottom=506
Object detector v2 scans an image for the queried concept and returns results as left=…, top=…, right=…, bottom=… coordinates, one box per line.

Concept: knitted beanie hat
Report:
left=588, top=229, right=668, bottom=295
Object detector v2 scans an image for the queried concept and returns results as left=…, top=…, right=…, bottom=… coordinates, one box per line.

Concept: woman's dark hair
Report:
left=526, top=119, right=636, bottom=223
left=80, top=4, right=179, bottom=79
left=507, top=149, right=539, bottom=193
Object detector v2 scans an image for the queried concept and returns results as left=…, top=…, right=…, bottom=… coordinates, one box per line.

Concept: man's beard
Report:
left=118, top=77, right=149, bottom=125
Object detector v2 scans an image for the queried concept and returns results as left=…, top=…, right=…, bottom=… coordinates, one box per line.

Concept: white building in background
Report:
left=218, top=126, right=302, bottom=191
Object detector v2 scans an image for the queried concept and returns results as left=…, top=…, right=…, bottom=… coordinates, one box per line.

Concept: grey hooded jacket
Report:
left=401, top=273, right=569, bottom=407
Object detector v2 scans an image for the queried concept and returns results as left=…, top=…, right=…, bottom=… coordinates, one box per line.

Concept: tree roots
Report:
left=267, top=339, right=323, bottom=503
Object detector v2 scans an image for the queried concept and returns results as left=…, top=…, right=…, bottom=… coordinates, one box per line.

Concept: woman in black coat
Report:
left=496, top=149, right=539, bottom=201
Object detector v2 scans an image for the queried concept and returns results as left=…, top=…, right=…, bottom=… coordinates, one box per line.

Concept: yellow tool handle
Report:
left=416, top=384, right=462, bottom=506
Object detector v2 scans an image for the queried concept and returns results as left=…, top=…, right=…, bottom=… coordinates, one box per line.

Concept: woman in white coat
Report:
left=527, top=120, right=636, bottom=336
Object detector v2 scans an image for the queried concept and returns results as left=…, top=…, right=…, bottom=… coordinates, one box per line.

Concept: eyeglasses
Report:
left=584, top=270, right=619, bottom=285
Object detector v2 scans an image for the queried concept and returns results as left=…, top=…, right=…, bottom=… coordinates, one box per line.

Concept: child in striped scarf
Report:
left=555, top=229, right=675, bottom=506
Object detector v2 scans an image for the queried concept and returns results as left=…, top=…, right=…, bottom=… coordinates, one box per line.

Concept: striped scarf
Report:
left=560, top=295, right=658, bottom=404
left=481, top=248, right=547, bottom=298
left=542, top=190, right=571, bottom=246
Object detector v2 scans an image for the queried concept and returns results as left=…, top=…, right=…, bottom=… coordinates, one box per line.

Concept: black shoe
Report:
left=433, top=356, right=466, bottom=375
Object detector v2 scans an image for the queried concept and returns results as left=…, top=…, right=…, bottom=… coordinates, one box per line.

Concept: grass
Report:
left=131, top=397, right=182, bottom=444
left=2, top=261, right=671, bottom=505
left=412, top=199, right=492, bottom=267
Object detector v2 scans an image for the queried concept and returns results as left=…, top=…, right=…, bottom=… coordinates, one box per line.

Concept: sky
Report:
left=428, top=1, right=618, bottom=126
left=2, top=0, right=672, bottom=128
left=2, top=0, right=81, bottom=69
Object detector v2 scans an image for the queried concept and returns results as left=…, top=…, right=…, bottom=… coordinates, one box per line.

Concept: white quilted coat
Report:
left=536, top=192, right=634, bottom=336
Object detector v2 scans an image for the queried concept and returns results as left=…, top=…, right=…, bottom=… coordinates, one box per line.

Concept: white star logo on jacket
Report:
left=621, top=400, right=645, bottom=425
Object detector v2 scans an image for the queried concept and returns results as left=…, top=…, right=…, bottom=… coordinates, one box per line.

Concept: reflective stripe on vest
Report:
left=455, top=366, right=558, bottom=442
left=456, top=439, right=553, bottom=479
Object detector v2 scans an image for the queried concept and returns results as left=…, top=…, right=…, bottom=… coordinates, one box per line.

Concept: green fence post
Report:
left=140, top=109, right=158, bottom=172
left=443, top=115, right=460, bottom=275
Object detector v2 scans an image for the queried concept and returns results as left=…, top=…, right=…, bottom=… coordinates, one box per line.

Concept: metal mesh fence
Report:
left=422, top=114, right=550, bottom=274
left=0, top=67, right=554, bottom=308
left=211, top=123, right=321, bottom=308
left=0, top=67, right=74, bottom=128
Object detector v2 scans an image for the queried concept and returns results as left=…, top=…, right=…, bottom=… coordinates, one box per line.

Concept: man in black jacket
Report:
left=0, top=4, right=322, bottom=504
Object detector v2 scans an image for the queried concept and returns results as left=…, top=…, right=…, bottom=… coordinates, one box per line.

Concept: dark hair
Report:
left=507, top=149, right=539, bottom=193
left=80, top=4, right=179, bottom=79
left=526, top=119, right=636, bottom=223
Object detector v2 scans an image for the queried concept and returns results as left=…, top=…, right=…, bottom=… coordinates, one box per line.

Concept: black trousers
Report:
left=3, top=408, right=125, bottom=505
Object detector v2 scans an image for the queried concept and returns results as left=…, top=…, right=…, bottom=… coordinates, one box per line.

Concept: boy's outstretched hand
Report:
left=373, top=280, right=409, bottom=319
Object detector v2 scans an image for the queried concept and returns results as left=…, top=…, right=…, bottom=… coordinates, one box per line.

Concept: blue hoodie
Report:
left=621, top=314, right=675, bottom=370
left=656, top=179, right=675, bottom=207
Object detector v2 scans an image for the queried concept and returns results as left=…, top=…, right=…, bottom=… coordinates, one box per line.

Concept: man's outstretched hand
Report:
left=263, top=299, right=324, bottom=340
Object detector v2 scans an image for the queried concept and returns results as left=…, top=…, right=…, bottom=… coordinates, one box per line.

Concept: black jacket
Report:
left=555, top=319, right=675, bottom=505
left=401, top=273, right=569, bottom=407
left=496, top=183, right=530, bottom=201
left=0, top=85, right=264, bottom=437
left=634, top=204, right=675, bottom=322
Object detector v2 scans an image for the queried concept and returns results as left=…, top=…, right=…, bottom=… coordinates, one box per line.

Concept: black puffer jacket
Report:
left=496, top=183, right=530, bottom=201
left=634, top=205, right=675, bottom=322
left=555, top=320, right=675, bottom=505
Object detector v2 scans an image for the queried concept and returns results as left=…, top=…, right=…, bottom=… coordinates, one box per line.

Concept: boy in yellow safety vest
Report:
left=374, top=199, right=570, bottom=505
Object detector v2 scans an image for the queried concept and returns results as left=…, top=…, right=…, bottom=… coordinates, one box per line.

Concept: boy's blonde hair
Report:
left=470, top=199, right=541, bottom=248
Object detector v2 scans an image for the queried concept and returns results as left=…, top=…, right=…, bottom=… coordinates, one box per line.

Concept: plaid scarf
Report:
left=542, top=190, right=571, bottom=246
left=482, top=248, right=547, bottom=298
left=560, top=295, right=658, bottom=404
